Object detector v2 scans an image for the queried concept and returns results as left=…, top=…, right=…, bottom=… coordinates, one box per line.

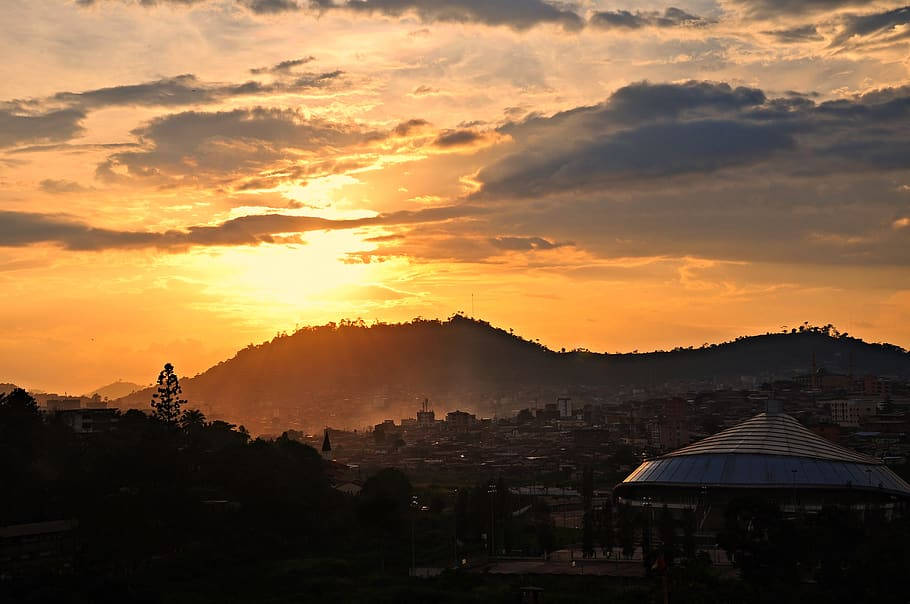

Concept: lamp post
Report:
left=453, top=488, right=459, bottom=567
left=642, top=496, right=653, bottom=563
left=488, top=482, right=498, bottom=556
left=791, top=468, right=798, bottom=513
left=410, top=495, right=419, bottom=576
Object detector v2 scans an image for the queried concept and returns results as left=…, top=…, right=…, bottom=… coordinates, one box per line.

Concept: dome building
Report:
left=614, top=404, right=910, bottom=528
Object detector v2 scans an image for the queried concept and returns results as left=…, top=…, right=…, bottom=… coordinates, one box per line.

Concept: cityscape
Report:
left=4, top=0, right=910, bottom=602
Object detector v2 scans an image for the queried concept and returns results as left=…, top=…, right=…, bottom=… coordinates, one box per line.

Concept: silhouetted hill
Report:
left=85, top=380, right=145, bottom=400
left=114, top=317, right=910, bottom=430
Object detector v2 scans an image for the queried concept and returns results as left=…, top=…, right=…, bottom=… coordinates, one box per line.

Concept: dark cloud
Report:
left=831, top=6, right=910, bottom=47
left=243, top=0, right=301, bottom=12
left=96, top=107, right=380, bottom=183
left=77, top=0, right=303, bottom=14
left=489, top=236, right=568, bottom=250
left=497, top=81, right=766, bottom=142
left=48, top=71, right=343, bottom=111
left=250, top=56, right=316, bottom=74
left=392, top=118, right=431, bottom=136
left=480, top=119, right=794, bottom=198
left=312, top=0, right=584, bottom=31
left=433, top=129, right=483, bottom=147
left=410, top=85, right=440, bottom=96
left=0, top=108, right=85, bottom=149
left=589, top=7, right=707, bottom=29
left=9, top=142, right=139, bottom=155
left=39, top=179, right=90, bottom=194
left=80, top=0, right=586, bottom=28
left=0, top=204, right=485, bottom=251
left=474, top=80, right=910, bottom=199
left=729, top=0, right=879, bottom=17
left=764, top=24, right=824, bottom=43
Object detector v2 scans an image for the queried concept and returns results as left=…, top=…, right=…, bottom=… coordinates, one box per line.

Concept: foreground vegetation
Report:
left=2, top=387, right=909, bottom=603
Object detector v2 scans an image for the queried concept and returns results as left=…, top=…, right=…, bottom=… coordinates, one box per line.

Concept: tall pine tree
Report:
left=151, top=362, right=186, bottom=425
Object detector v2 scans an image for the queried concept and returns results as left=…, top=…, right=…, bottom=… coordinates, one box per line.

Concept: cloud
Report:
left=489, top=236, right=568, bottom=250
left=727, top=0, right=880, bottom=17
left=432, top=129, right=484, bottom=147
left=243, top=0, right=301, bottom=12
left=410, top=85, right=441, bottom=97
left=39, top=179, right=90, bottom=194
left=47, top=71, right=343, bottom=112
left=312, top=0, right=584, bottom=31
left=764, top=25, right=824, bottom=43
left=589, top=7, right=708, bottom=30
left=831, top=6, right=910, bottom=47
left=77, top=0, right=303, bottom=14
left=0, top=108, right=85, bottom=148
left=392, top=118, right=431, bottom=136
left=472, top=80, right=910, bottom=199
left=96, top=107, right=380, bottom=183
left=0, top=204, right=485, bottom=251
left=250, top=56, right=316, bottom=74
left=479, top=119, right=794, bottom=198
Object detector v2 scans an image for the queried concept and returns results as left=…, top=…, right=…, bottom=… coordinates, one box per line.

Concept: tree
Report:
left=582, top=510, right=595, bottom=558
left=618, top=503, right=635, bottom=559
left=0, top=388, right=42, bottom=449
left=681, top=507, right=697, bottom=559
left=657, top=504, right=676, bottom=563
left=180, top=408, right=206, bottom=431
left=180, top=408, right=206, bottom=445
left=0, top=387, right=39, bottom=413
left=599, top=498, right=615, bottom=557
left=531, top=500, right=555, bottom=557
left=581, top=466, right=594, bottom=557
left=151, top=362, right=186, bottom=425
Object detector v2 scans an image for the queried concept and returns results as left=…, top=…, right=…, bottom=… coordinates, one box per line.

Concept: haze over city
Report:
left=3, top=1, right=910, bottom=394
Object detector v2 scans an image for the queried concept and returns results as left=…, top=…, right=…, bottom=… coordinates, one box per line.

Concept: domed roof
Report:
left=664, top=412, right=878, bottom=464
left=616, top=411, right=910, bottom=499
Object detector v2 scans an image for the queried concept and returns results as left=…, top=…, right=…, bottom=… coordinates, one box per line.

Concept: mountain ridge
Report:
left=112, top=316, right=910, bottom=431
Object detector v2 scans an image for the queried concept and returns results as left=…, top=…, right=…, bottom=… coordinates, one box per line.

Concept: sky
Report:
left=2, top=0, right=910, bottom=393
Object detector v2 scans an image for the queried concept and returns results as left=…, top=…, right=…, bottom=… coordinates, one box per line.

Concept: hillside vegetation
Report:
left=114, top=316, right=910, bottom=429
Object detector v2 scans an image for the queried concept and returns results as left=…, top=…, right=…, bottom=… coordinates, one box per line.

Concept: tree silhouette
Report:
left=180, top=408, right=206, bottom=430
left=151, top=362, right=186, bottom=425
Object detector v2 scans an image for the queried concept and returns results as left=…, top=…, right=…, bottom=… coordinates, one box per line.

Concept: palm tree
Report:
left=180, top=408, right=206, bottom=432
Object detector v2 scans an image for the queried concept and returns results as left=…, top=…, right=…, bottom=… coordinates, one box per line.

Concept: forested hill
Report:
left=114, top=316, right=910, bottom=429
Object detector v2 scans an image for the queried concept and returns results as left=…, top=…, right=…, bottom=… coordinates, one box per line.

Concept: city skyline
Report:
left=3, top=0, right=910, bottom=392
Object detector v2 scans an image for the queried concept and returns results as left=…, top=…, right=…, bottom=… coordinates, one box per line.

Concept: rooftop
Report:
left=663, top=412, right=879, bottom=464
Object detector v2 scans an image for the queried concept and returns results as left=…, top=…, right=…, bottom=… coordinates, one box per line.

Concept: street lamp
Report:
left=642, top=495, right=653, bottom=562
left=452, top=488, right=459, bottom=567
left=488, top=482, right=498, bottom=556
left=410, top=495, right=419, bottom=576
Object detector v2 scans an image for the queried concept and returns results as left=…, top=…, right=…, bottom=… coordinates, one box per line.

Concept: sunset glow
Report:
left=3, top=0, right=910, bottom=392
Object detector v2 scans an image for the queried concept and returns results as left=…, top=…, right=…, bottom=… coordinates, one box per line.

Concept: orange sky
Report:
left=1, top=0, right=910, bottom=393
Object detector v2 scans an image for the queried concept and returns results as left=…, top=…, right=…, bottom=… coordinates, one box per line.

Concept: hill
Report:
left=114, top=316, right=910, bottom=431
left=85, top=380, right=146, bottom=400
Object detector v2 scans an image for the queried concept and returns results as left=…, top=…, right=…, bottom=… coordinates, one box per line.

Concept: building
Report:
left=615, top=405, right=910, bottom=533
left=45, top=397, right=81, bottom=413
left=446, top=410, right=477, bottom=429
left=826, top=399, right=879, bottom=427
left=57, top=408, right=119, bottom=434
left=0, top=520, right=76, bottom=579
left=417, top=398, right=435, bottom=428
